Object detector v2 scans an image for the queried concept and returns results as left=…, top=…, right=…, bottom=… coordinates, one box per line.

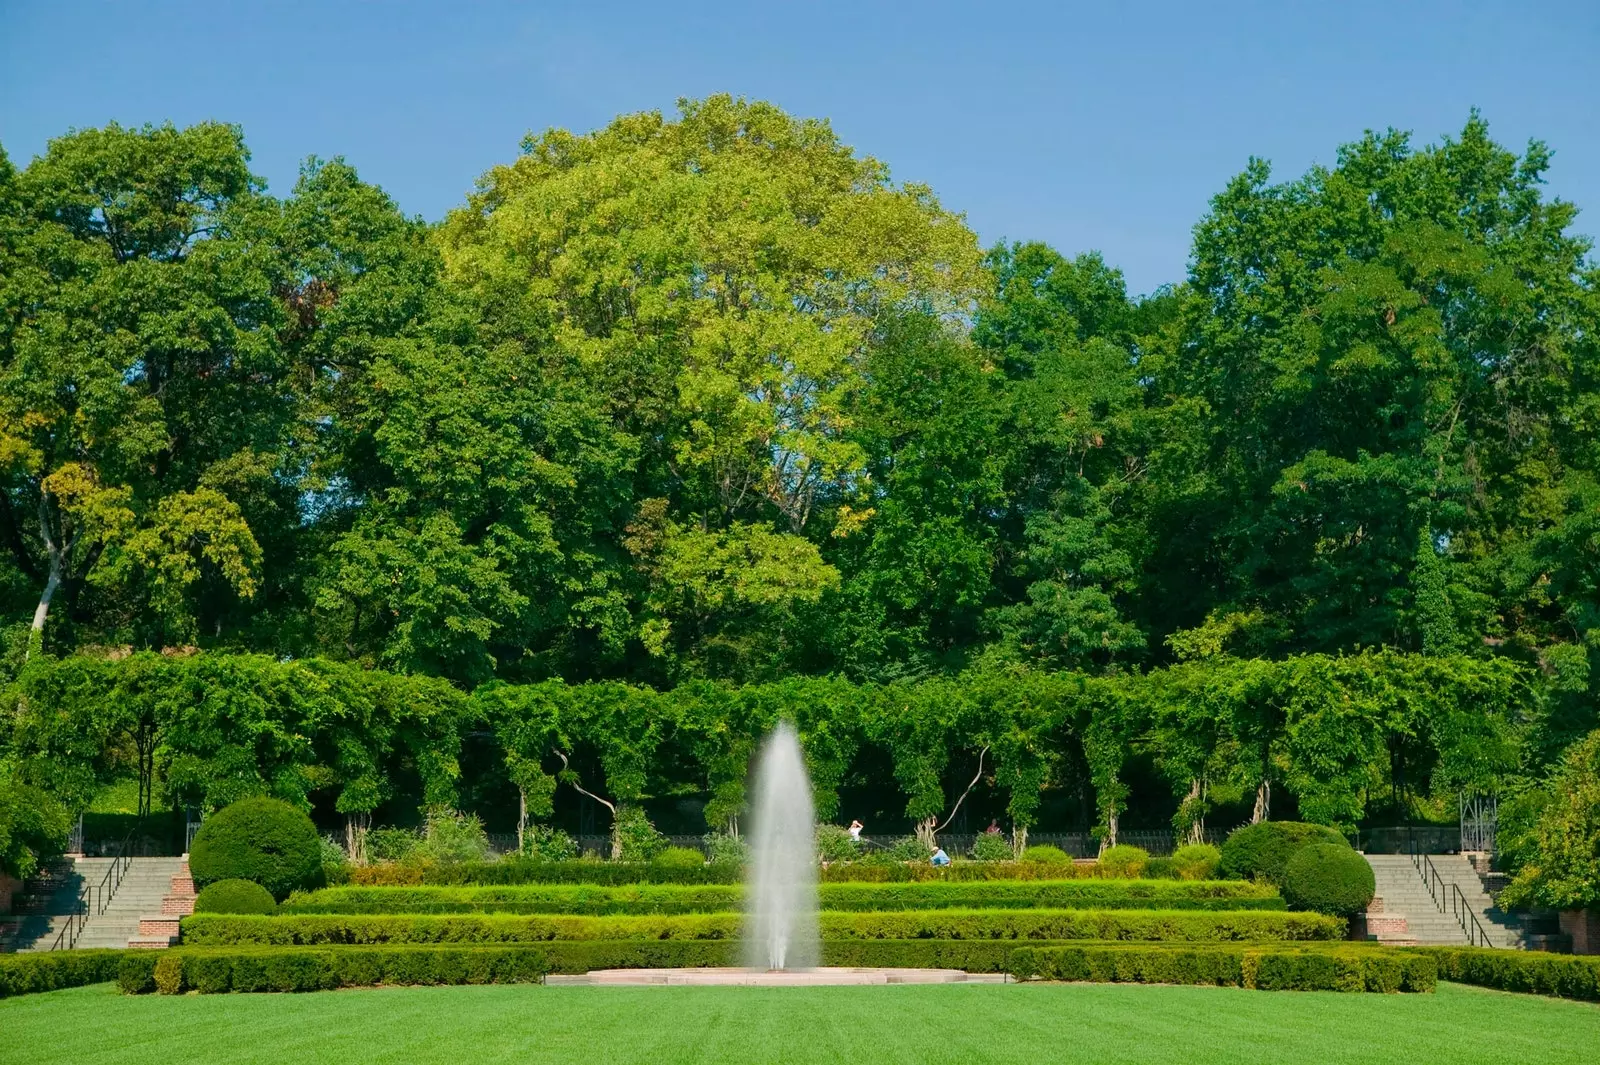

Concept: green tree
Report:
left=0, top=123, right=282, bottom=651
left=437, top=95, right=984, bottom=680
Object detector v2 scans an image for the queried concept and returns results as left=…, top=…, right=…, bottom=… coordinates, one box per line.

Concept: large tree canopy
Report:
left=0, top=103, right=1596, bottom=865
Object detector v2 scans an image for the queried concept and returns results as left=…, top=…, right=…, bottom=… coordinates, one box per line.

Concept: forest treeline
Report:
left=3, top=97, right=1595, bottom=713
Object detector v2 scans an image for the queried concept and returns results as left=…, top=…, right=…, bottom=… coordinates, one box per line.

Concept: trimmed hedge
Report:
left=347, top=860, right=742, bottom=887
left=182, top=908, right=1339, bottom=946
left=1420, top=947, right=1600, bottom=1002
left=1281, top=843, right=1375, bottom=917
left=345, top=858, right=1198, bottom=887
left=1219, top=822, right=1347, bottom=886
left=1010, top=944, right=1435, bottom=993
left=195, top=878, right=279, bottom=915
left=119, top=940, right=1052, bottom=993
left=282, top=880, right=1283, bottom=916
left=190, top=798, right=323, bottom=900
left=0, top=950, right=123, bottom=998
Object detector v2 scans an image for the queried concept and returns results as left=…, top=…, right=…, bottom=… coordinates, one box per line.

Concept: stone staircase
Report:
left=6, top=857, right=191, bottom=952
left=1362, top=853, right=1522, bottom=948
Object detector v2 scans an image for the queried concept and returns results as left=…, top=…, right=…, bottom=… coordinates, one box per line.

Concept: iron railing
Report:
left=1407, top=827, right=1498, bottom=949
left=1409, top=840, right=1447, bottom=912
left=1450, top=881, right=1497, bottom=948
left=50, top=818, right=141, bottom=951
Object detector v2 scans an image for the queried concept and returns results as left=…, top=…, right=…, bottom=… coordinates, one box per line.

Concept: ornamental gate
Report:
left=1459, top=792, right=1496, bottom=854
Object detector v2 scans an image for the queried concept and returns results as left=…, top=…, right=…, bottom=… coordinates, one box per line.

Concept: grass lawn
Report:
left=2, top=981, right=1596, bottom=1065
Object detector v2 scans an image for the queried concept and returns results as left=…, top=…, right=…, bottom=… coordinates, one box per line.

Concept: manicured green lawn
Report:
left=2, top=981, right=1595, bottom=1065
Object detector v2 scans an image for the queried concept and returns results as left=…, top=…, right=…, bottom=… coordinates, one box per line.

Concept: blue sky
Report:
left=3, top=1, right=1596, bottom=295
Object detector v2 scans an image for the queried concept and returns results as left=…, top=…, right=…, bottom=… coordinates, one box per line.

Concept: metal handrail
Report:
left=1407, top=835, right=1446, bottom=912
left=1408, top=828, right=1499, bottom=950
left=1450, top=881, right=1497, bottom=948
left=49, top=818, right=141, bottom=951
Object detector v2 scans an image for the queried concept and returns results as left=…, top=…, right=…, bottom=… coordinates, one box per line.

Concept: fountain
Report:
left=550, top=721, right=1002, bottom=986
left=744, top=721, right=819, bottom=970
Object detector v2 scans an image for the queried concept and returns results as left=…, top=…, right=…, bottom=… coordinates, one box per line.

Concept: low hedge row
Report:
left=346, top=861, right=742, bottom=887
left=1009, top=944, right=1435, bottom=993
left=118, top=940, right=1057, bottom=992
left=114, top=941, right=1433, bottom=995
left=283, top=879, right=1281, bottom=916
left=183, top=909, right=1339, bottom=946
left=1419, top=947, right=1600, bottom=1002
left=0, top=950, right=124, bottom=999
left=344, top=858, right=1184, bottom=887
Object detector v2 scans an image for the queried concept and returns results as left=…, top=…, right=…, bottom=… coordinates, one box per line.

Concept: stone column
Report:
left=1558, top=909, right=1600, bottom=955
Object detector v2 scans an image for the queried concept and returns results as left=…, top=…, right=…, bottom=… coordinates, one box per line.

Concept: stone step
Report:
left=126, top=935, right=176, bottom=949
left=138, top=915, right=181, bottom=937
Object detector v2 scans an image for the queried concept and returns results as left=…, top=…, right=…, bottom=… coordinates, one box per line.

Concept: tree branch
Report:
left=935, top=745, right=989, bottom=834
left=554, top=749, right=616, bottom=817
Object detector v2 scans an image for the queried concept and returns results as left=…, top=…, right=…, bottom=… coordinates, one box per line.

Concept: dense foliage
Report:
left=1, top=98, right=1595, bottom=872
left=189, top=798, right=323, bottom=899
left=1500, top=729, right=1600, bottom=909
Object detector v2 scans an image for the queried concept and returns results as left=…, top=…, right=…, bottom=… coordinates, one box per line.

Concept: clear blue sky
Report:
left=3, top=1, right=1596, bottom=295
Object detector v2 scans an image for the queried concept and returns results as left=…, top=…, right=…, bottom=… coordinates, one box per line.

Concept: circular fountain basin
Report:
left=547, top=967, right=1007, bottom=986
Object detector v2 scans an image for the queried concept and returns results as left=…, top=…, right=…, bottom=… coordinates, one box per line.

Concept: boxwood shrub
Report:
left=195, top=878, right=279, bottom=915
left=182, top=908, right=1338, bottom=946
left=1420, top=946, right=1600, bottom=1002
left=190, top=798, right=323, bottom=900
left=1010, top=944, right=1434, bottom=993
left=1096, top=846, right=1150, bottom=879
left=1219, top=822, right=1348, bottom=885
left=282, top=879, right=1282, bottom=916
left=1281, top=843, right=1375, bottom=917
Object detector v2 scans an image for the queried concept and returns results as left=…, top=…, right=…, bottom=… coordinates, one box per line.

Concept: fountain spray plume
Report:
left=744, top=720, right=819, bottom=970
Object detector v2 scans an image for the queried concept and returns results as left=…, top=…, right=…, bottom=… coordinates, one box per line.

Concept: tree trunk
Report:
left=27, top=557, right=61, bottom=658
left=1012, top=824, right=1028, bottom=857
left=1183, top=778, right=1206, bottom=845
left=517, top=788, right=527, bottom=855
left=1101, top=806, right=1119, bottom=853
left=914, top=815, right=938, bottom=850
left=1251, top=778, right=1271, bottom=824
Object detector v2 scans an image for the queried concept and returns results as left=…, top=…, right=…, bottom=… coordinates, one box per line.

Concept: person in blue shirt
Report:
left=930, top=845, right=950, bottom=866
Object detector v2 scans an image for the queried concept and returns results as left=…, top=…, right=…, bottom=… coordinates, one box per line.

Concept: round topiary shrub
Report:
left=1097, top=844, right=1150, bottom=878
left=1219, top=821, right=1348, bottom=885
left=1281, top=842, right=1376, bottom=917
left=1021, top=844, right=1071, bottom=864
left=189, top=797, right=323, bottom=900
left=1170, top=842, right=1222, bottom=880
left=653, top=845, right=706, bottom=869
left=193, top=878, right=278, bottom=915
left=969, top=832, right=1014, bottom=862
